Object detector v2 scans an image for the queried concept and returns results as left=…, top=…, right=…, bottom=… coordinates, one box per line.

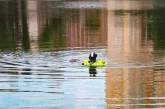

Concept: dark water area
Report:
left=0, top=0, right=164, bottom=109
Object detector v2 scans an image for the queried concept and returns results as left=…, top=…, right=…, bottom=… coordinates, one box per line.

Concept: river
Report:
left=0, top=0, right=164, bottom=109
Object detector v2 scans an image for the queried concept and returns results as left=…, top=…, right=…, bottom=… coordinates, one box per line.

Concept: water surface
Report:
left=0, top=0, right=164, bottom=109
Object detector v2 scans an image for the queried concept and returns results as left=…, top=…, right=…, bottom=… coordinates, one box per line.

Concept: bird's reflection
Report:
left=89, top=67, right=97, bottom=77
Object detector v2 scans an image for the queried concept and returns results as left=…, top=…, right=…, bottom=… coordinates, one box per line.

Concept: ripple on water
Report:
left=0, top=49, right=164, bottom=108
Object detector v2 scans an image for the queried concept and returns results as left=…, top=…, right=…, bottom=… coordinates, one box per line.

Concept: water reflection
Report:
left=0, top=0, right=164, bottom=108
left=106, top=0, right=153, bottom=10
left=106, top=2, right=165, bottom=108
left=0, top=0, right=29, bottom=51
left=106, top=68, right=165, bottom=109
left=151, top=9, right=165, bottom=50
left=107, top=10, right=153, bottom=64
left=65, top=9, right=107, bottom=49
left=0, top=0, right=107, bottom=52
left=89, top=67, right=97, bottom=77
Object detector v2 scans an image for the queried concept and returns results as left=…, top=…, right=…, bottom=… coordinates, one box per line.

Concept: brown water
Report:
left=0, top=0, right=164, bottom=109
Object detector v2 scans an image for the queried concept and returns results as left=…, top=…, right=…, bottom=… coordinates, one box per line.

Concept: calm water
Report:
left=0, top=0, right=165, bottom=109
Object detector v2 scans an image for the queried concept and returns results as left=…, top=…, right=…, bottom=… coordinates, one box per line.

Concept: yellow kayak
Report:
left=82, top=59, right=106, bottom=67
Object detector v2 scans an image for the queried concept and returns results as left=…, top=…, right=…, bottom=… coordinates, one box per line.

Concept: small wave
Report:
left=107, top=63, right=165, bottom=69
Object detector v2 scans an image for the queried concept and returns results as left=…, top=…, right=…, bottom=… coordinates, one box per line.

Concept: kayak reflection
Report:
left=89, top=67, right=97, bottom=77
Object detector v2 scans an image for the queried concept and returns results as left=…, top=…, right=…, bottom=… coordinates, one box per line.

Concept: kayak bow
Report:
left=82, top=59, right=106, bottom=67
